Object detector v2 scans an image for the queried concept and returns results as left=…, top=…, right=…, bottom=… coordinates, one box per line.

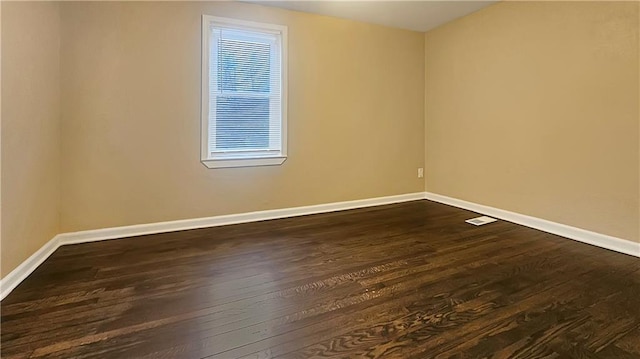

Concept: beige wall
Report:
left=1, top=2, right=61, bottom=276
left=3, top=0, right=638, bottom=279
left=425, top=1, right=639, bottom=242
left=60, top=1, right=425, bottom=232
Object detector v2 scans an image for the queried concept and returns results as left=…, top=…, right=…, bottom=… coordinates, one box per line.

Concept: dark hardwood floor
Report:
left=1, top=200, right=639, bottom=358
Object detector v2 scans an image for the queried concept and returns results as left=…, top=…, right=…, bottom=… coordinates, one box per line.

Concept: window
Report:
left=201, top=16, right=287, bottom=168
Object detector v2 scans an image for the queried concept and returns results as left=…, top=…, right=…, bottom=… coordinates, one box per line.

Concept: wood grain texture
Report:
left=1, top=200, right=639, bottom=358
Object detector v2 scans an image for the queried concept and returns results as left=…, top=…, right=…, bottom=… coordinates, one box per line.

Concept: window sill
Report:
left=202, top=156, right=287, bottom=169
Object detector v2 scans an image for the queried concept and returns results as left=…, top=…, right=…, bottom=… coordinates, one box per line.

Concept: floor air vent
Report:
left=465, top=216, right=498, bottom=226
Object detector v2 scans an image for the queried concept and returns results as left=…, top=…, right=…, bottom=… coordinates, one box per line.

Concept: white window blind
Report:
left=201, top=16, right=287, bottom=169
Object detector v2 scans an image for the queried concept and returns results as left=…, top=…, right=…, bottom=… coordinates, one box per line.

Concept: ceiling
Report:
left=244, top=1, right=499, bottom=32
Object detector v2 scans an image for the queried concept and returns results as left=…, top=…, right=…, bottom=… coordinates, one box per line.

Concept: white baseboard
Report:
left=3, top=191, right=637, bottom=301
left=0, top=192, right=424, bottom=300
left=0, top=235, right=61, bottom=300
left=57, top=192, right=425, bottom=246
left=424, top=192, right=640, bottom=258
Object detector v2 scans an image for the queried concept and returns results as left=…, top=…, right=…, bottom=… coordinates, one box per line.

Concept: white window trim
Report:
left=201, top=15, right=288, bottom=169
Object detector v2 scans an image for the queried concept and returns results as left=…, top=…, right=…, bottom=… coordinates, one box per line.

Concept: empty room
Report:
left=1, top=0, right=639, bottom=357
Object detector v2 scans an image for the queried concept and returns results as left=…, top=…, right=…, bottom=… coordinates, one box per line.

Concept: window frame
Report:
left=201, top=15, right=288, bottom=169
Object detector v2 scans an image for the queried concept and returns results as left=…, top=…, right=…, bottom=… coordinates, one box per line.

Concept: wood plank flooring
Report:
left=1, top=200, right=639, bottom=358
